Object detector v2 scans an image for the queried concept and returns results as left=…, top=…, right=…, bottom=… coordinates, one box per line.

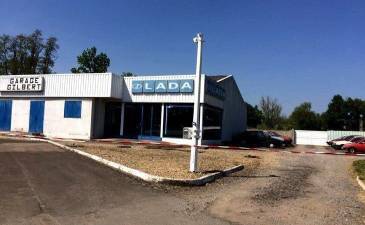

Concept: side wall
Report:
left=44, top=99, right=93, bottom=139
left=0, top=73, right=123, bottom=98
left=8, top=98, right=93, bottom=139
left=11, top=99, right=30, bottom=132
left=219, top=78, right=247, bottom=142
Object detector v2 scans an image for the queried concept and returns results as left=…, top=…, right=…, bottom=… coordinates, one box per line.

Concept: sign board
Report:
left=206, top=79, right=225, bottom=100
left=0, top=76, right=44, bottom=92
left=132, top=80, right=194, bottom=94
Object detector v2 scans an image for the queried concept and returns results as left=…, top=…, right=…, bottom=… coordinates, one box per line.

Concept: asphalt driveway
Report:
left=0, top=139, right=228, bottom=225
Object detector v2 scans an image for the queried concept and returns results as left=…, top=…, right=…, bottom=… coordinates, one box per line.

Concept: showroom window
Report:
left=202, top=105, right=223, bottom=140
left=64, top=101, right=82, bottom=118
left=164, top=104, right=193, bottom=138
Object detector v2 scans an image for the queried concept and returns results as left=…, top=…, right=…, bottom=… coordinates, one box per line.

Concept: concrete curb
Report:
left=3, top=133, right=365, bottom=157
left=356, top=176, right=365, bottom=191
left=47, top=140, right=245, bottom=186
left=1, top=135, right=244, bottom=186
left=292, top=150, right=365, bottom=157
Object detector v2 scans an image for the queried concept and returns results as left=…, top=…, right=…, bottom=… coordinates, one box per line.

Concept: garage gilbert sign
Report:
left=0, top=76, right=44, bottom=92
left=132, top=79, right=194, bottom=94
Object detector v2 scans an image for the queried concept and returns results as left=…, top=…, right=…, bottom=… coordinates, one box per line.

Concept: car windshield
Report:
left=344, top=135, right=357, bottom=141
left=266, top=131, right=280, bottom=136
left=352, top=137, right=365, bottom=143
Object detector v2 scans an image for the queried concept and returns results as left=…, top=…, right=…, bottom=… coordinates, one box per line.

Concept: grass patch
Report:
left=353, top=160, right=365, bottom=180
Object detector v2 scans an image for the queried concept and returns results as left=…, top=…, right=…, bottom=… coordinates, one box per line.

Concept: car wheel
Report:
left=269, top=143, right=274, bottom=148
left=348, top=148, right=356, bottom=154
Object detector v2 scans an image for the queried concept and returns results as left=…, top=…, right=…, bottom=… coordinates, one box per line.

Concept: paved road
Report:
left=0, top=139, right=364, bottom=225
left=0, top=139, right=228, bottom=225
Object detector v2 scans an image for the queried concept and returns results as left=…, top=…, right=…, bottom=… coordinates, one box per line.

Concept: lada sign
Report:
left=132, top=79, right=194, bottom=94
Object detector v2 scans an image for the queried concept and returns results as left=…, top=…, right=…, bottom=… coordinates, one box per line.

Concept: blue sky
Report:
left=1, top=0, right=364, bottom=114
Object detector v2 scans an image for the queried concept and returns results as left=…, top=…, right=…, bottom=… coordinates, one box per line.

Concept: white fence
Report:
left=295, top=130, right=328, bottom=146
left=294, top=130, right=365, bottom=146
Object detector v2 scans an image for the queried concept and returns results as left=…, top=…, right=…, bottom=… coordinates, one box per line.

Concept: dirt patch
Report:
left=60, top=141, right=263, bottom=179
left=0, top=136, right=37, bottom=144
left=253, top=165, right=316, bottom=205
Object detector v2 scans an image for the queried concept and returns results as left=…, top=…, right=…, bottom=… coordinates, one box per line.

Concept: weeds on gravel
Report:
left=353, top=160, right=365, bottom=180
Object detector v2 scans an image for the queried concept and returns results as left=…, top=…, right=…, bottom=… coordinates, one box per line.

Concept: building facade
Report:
left=0, top=73, right=246, bottom=144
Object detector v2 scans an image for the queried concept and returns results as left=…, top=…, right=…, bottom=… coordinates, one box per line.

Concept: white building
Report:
left=0, top=73, right=246, bottom=144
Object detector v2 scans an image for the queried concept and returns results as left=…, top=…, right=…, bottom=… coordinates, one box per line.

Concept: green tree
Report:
left=71, top=47, right=110, bottom=73
left=321, top=95, right=365, bottom=131
left=0, top=30, right=58, bottom=75
left=0, top=35, right=11, bottom=74
left=246, top=103, right=262, bottom=128
left=39, top=37, right=59, bottom=74
left=26, top=30, right=43, bottom=74
left=341, top=97, right=365, bottom=130
left=289, top=102, right=321, bottom=130
left=259, top=96, right=283, bottom=129
left=322, top=95, right=345, bottom=130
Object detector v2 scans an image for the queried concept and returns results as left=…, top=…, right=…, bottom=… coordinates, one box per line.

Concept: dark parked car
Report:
left=233, top=130, right=286, bottom=148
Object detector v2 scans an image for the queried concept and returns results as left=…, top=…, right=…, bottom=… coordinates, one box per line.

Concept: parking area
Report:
left=1, top=138, right=364, bottom=225
left=0, top=139, right=230, bottom=225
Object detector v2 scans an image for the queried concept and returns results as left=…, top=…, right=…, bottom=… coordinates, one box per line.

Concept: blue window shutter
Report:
left=64, top=101, right=82, bottom=118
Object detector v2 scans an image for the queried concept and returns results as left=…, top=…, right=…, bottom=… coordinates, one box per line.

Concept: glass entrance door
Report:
left=141, top=104, right=161, bottom=137
left=123, top=103, right=161, bottom=140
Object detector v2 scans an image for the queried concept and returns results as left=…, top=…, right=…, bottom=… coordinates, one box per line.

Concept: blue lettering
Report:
left=155, top=80, right=167, bottom=93
left=143, top=80, right=155, bottom=93
left=167, top=80, right=180, bottom=93
left=180, top=80, right=194, bottom=93
left=132, top=79, right=194, bottom=94
left=132, top=81, right=143, bottom=93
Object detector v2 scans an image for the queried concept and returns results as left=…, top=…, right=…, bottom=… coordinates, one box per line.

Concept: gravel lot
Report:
left=61, top=141, right=265, bottom=179
left=207, top=150, right=365, bottom=225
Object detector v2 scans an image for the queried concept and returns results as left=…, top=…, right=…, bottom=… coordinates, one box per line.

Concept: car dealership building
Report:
left=0, top=73, right=246, bottom=144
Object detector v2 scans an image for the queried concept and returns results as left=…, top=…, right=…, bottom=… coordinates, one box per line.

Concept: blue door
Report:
left=0, top=100, right=12, bottom=131
left=29, top=101, right=45, bottom=133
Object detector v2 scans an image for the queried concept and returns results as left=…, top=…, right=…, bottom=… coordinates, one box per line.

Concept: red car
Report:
left=342, top=138, right=365, bottom=153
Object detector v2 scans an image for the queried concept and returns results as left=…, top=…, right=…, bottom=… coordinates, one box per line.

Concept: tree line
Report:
left=0, top=30, right=135, bottom=76
left=247, top=95, right=365, bottom=131
left=0, top=30, right=58, bottom=74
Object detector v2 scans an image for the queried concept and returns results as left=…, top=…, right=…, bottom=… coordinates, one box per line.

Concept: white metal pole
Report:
left=190, top=33, right=204, bottom=172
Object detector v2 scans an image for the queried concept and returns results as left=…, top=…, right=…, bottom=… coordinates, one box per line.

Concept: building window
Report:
left=123, top=103, right=162, bottom=139
left=164, top=104, right=193, bottom=138
left=203, top=105, right=223, bottom=140
left=64, top=101, right=82, bottom=118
